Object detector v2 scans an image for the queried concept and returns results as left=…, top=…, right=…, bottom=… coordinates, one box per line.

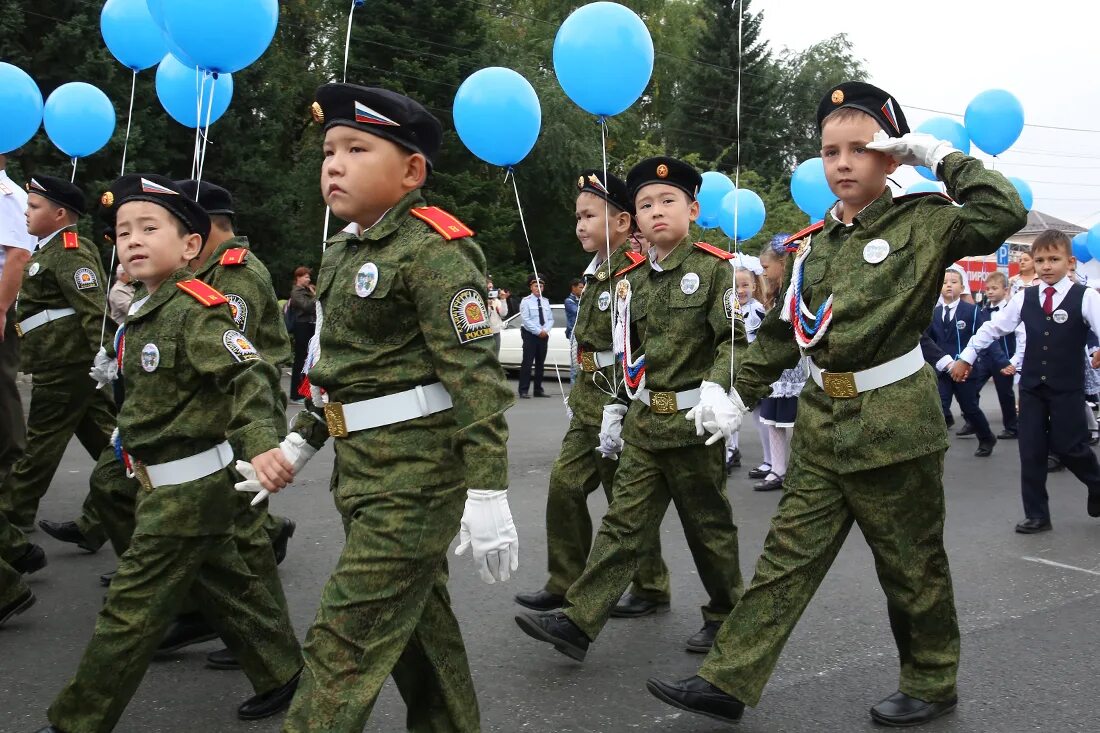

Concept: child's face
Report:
left=115, top=201, right=200, bottom=291
left=941, top=272, right=964, bottom=300
left=633, top=184, right=698, bottom=249
left=984, top=280, right=1006, bottom=303
left=760, top=255, right=784, bottom=288
left=24, top=193, right=63, bottom=238
left=821, top=114, right=898, bottom=211
left=322, top=126, right=424, bottom=227
left=1033, top=247, right=1073, bottom=285
left=735, top=270, right=755, bottom=304
left=575, top=192, right=629, bottom=254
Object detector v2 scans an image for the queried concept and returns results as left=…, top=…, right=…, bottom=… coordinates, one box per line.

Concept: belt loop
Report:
left=414, top=385, right=429, bottom=417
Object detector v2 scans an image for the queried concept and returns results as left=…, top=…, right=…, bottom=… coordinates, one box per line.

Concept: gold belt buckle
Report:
left=580, top=351, right=597, bottom=373
left=133, top=463, right=153, bottom=492
left=650, top=391, right=678, bottom=414
left=821, top=371, right=858, bottom=399
left=325, top=401, right=349, bottom=438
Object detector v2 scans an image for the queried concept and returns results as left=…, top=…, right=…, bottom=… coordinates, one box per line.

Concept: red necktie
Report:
left=1043, top=286, right=1056, bottom=315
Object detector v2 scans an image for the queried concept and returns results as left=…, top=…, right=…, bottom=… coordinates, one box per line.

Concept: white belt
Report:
left=808, top=344, right=924, bottom=399
left=580, top=349, right=615, bottom=372
left=16, top=307, right=76, bottom=336
left=136, top=441, right=234, bottom=489
left=324, top=382, right=453, bottom=438
left=637, top=387, right=701, bottom=414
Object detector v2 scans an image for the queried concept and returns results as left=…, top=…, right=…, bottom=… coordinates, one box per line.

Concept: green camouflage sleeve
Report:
left=410, top=236, right=513, bottom=491
left=290, top=403, right=330, bottom=451
left=933, top=153, right=1029, bottom=262
left=734, top=258, right=802, bottom=408
left=58, top=241, right=111, bottom=358
left=239, top=264, right=293, bottom=368
left=704, top=261, right=741, bottom=390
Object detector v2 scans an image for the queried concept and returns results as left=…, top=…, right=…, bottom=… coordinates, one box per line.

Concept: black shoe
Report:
left=746, top=465, right=771, bottom=480
left=518, top=393, right=530, bottom=399
left=1048, top=456, right=1064, bottom=472
left=997, top=430, right=1018, bottom=440
left=1015, top=518, right=1052, bottom=534
left=37, top=520, right=97, bottom=553
left=10, top=544, right=47, bottom=575
left=610, top=592, right=671, bottom=618
left=725, top=448, right=741, bottom=474
left=99, top=570, right=116, bottom=587
left=533, top=392, right=553, bottom=398
left=974, top=437, right=996, bottom=457
left=207, top=647, right=241, bottom=670
left=271, top=517, right=296, bottom=566
left=870, top=690, right=957, bottom=727
left=646, top=676, right=745, bottom=724
left=514, top=611, right=590, bottom=661
left=956, top=423, right=975, bottom=437
left=944, top=416, right=955, bottom=429
left=237, top=668, right=302, bottom=721
left=0, top=589, right=35, bottom=628
left=1088, top=488, right=1100, bottom=518
left=514, top=588, right=565, bottom=611
left=154, top=613, right=218, bottom=656
left=753, top=475, right=784, bottom=492
left=685, top=620, right=722, bottom=653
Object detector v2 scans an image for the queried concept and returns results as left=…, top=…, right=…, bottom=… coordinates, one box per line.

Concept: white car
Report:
left=498, top=304, right=572, bottom=375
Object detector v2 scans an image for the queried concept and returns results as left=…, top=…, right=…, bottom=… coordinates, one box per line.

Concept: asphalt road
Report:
left=2, top=378, right=1099, bottom=733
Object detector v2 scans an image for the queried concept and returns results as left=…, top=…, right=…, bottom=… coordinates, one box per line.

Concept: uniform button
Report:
left=349, top=244, right=358, bottom=253
left=1044, top=332, right=1049, bottom=336
left=1041, top=376, right=1047, bottom=381
left=1042, top=360, right=1047, bottom=365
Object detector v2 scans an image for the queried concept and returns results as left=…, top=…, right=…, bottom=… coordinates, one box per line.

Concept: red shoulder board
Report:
left=176, top=279, right=228, bottom=307
left=893, top=191, right=954, bottom=205
left=63, top=231, right=79, bottom=249
left=410, top=206, right=474, bottom=240
left=783, top=221, right=825, bottom=252
left=219, top=248, right=249, bottom=266
left=614, top=250, right=647, bottom=277
left=693, top=242, right=736, bottom=260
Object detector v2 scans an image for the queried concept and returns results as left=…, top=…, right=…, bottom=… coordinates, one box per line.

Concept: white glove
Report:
left=685, top=381, right=746, bottom=446
left=234, top=433, right=317, bottom=505
left=455, top=489, right=519, bottom=584
left=89, top=347, right=118, bottom=389
left=597, top=403, right=628, bottom=460
left=866, top=131, right=957, bottom=172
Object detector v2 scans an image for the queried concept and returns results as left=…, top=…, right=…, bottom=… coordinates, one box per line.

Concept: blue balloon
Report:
left=1088, top=225, right=1100, bottom=262
left=913, top=117, right=970, bottom=181
left=1007, top=176, right=1033, bottom=210
left=906, top=180, right=941, bottom=195
left=453, top=68, right=541, bottom=168
left=719, top=189, right=766, bottom=242
left=144, top=0, right=196, bottom=65
left=0, top=63, right=43, bottom=153
left=965, top=89, right=1024, bottom=156
left=156, top=54, right=234, bottom=128
left=553, top=2, right=653, bottom=117
left=790, top=158, right=834, bottom=219
left=1073, top=232, right=1092, bottom=263
left=160, top=0, right=278, bottom=73
left=696, top=172, right=735, bottom=230
left=43, top=83, right=115, bottom=158
left=101, top=0, right=168, bottom=71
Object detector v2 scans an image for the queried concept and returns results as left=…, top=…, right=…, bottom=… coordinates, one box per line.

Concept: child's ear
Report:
left=613, top=211, right=631, bottom=235
left=688, top=198, right=700, bottom=221
left=183, top=232, right=203, bottom=261
left=403, top=153, right=428, bottom=189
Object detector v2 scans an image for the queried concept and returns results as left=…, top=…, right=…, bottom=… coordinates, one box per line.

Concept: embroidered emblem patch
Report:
left=598, top=291, right=612, bottom=311
left=355, top=262, right=378, bottom=298
left=223, top=330, right=260, bottom=362
left=74, top=267, right=98, bottom=290
left=226, top=293, right=248, bottom=331
left=724, top=288, right=735, bottom=319
left=141, top=343, right=160, bottom=372
left=449, top=288, right=493, bottom=344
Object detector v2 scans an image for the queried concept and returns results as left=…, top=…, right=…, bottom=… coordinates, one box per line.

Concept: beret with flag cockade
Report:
left=816, top=80, right=910, bottom=136
left=100, top=174, right=211, bottom=243
left=26, top=175, right=85, bottom=216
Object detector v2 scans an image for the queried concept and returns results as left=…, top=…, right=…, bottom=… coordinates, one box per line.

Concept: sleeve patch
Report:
left=74, top=267, right=99, bottom=290
left=724, top=287, right=735, bottom=320
left=449, top=288, right=494, bottom=344
left=223, top=330, right=260, bottom=362
left=226, top=293, right=248, bottom=331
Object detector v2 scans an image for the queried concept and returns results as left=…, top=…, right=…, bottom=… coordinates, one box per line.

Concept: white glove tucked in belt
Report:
left=597, top=403, right=628, bottom=460
left=89, top=347, right=118, bottom=389
left=234, top=433, right=317, bottom=504
left=685, top=381, right=746, bottom=446
left=866, top=131, right=957, bottom=172
left=455, top=489, right=519, bottom=584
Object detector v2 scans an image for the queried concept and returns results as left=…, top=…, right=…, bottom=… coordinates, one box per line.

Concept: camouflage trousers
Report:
left=545, top=421, right=670, bottom=601
left=283, top=476, right=478, bottom=733
left=0, top=367, right=109, bottom=546
left=48, top=476, right=302, bottom=733
left=564, top=440, right=743, bottom=640
left=699, top=449, right=959, bottom=706
left=0, top=510, right=30, bottom=609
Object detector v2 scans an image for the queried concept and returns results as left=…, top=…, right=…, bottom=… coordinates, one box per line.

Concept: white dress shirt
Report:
left=0, top=169, right=36, bottom=275
left=520, top=293, right=553, bottom=335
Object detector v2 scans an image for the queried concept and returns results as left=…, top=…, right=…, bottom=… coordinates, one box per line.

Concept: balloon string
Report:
left=598, top=116, right=619, bottom=393
left=342, top=0, right=357, bottom=83
left=730, top=0, right=745, bottom=389
left=70, top=157, right=77, bottom=183
left=99, top=246, right=117, bottom=348
left=120, top=70, right=137, bottom=177
left=191, top=68, right=207, bottom=179
left=322, top=205, right=332, bottom=253
left=195, top=73, right=217, bottom=190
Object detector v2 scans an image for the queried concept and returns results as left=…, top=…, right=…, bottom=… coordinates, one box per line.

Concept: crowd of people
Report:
left=0, top=74, right=1094, bottom=733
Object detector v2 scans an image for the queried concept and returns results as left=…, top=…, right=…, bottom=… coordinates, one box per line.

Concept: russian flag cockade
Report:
left=28, top=178, right=47, bottom=192
left=141, top=178, right=178, bottom=195
left=354, top=101, right=401, bottom=127
left=880, top=98, right=901, bottom=134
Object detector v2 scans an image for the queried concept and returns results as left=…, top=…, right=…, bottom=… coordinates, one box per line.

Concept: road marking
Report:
left=1021, top=555, right=1100, bottom=577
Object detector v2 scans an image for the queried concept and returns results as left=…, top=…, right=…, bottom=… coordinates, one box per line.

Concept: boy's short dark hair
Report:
left=984, top=271, right=1008, bottom=288
left=1030, top=230, right=1072, bottom=257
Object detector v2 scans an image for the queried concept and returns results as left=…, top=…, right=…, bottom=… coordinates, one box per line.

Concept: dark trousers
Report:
left=937, top=373, right=993, bottom=441
left=1018, top=384, right=1100, bottom=522
left=0, top=305, right=25, bottom=486
left=973, top=365, right=1018, bottom=434
left=519, top=329, right=548, bottom=396
left=290, top=320, right=315, bottom=399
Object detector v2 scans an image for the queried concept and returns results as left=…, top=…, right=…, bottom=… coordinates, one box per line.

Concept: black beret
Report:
left=816, top=81, right=910, bottom=136
left=313, top=83, right=443, bottom=170
left=626, top=156, right=702, bottom=202
left=576, top=169, right=632, bottom=214
left=175, top=179, right=234, bottom=217
left=100, top=174, right=211, bottom=243
left=26, top=175, right=85, bottom=216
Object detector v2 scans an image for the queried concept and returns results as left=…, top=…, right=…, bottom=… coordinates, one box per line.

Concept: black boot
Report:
left=237, top=668, right=302, bottom=720
left=154, top=613, right=218, bottom=656
left=513, top=588, right=565, bottom=611
left=646, top=675, right=745, bottom=724
left=610, top=592, right=671, bottom=618
left=514, top=611, right=590, bottom=661
left=37, top=520, right=97, bottom=553
left=271, top=517, right=296, bottom=566
left=11, top=544, right=47, bottom=575
left=206, top=647, right=241, bottom=670
left=869, top=691, right=957, bottom=727
left=685, top=620, right=722, bottom=653
left=99, top=570, right=116, bottom=587
left=0, top=589, right=35, bottom=628
left=974, top=436, right=996, bottom=457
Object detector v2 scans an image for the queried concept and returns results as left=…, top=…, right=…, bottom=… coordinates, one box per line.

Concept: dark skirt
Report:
left=759, top=395, right=798, bottom=428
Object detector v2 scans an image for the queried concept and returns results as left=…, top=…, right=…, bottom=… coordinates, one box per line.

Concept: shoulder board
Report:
left=410, top=206, right=475, bottom=241
left=614, top=250, right=647, bottom=277
left=176, top=279, right=228, bottom=307
left=0, top=181, right=12, bottom=195
left=893, top=191, right=955, bottom=205
left=219, top=248, right=249, bottom=266
left=784, top=222, right=825, bottom=251
left=693, top=241, right=736, bottom=260
left=63, top=231, right=80, bottom=249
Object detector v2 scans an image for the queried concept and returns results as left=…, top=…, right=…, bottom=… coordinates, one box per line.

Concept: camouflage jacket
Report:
left=569, top=243, right=649, bottom=427
left=293, top=190, right=512, bottom=491
left=620, top=241, right=747, bottom=450
left=17, top=226, right=110, bottom=372
left=736, top=153, right=1028, bottom=473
